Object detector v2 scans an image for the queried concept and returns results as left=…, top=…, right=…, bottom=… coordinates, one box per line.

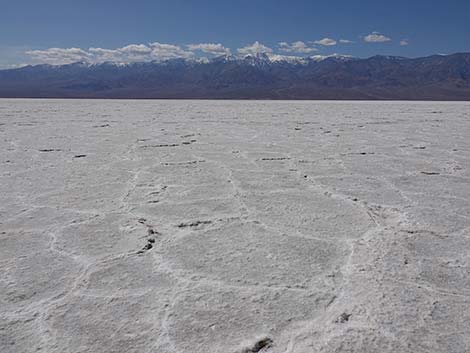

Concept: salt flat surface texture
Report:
left=1, top=99, right=470, bottom=353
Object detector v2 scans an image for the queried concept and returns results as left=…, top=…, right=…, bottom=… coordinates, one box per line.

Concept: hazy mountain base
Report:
left=0, top=53, right=470, bottom=100
left=1, top=100, right=470, bottom=353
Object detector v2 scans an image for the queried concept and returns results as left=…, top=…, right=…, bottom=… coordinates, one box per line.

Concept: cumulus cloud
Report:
left=187, top=43, right=230, bottom=56
left=400, top=39, right=409, bottom=46
left=25, top=47, right=92, bottom=65
left=364, top=32, right=391, bottom=43
left=25, top=43, right=196, bottom=65
left=148, top=42, right=194, bottom=60
left=313, top=38, right=337, bottom=46
left=339, top=39, right=354, bottom=44
left=89, top=44, right=154, bottom=63
left=237, top=41, right=273, bottom=56
left=87, top=47, right=118, bottom=61
left=278, top=41, right=317, bottom=54
left=121, top=44, right=153, bottom=54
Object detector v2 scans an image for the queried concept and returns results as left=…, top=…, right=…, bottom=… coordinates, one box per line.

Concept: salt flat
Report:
left=1, top=99, right=470, bottom=353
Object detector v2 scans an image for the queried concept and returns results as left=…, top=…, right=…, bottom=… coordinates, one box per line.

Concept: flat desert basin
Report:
left=1, top=100, right=470, bottom=353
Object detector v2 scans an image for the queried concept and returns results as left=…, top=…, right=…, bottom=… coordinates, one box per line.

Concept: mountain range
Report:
left=1, top=53, right=470, bottom=100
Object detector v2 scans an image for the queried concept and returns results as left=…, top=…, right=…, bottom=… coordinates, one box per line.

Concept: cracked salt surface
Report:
left=1, top=99, right=470, bottom=353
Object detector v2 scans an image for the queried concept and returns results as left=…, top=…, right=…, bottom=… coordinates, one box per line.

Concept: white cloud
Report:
left=25, top=47, right=92, bottom=65
left=339, top=39, right=354, bottom=44
left=89, top=44, right=154, bottom=63
left=237, top=41, right=273, bottom=56
left=187, top=43, right=230, bottom=56
left=91, top=43, right=191, bottom=63
left=364, top=32, right=392, bottom=43
left=278, top=41, right=317, bottom=54
left=313, top=38, right=337, bottom=46
left=87, top=47, right=119, bottom=62
left=400, top=39, right=409, bottom=46
left=25, top=43, right=196, bottom=65
left=120, top=44, right=153, bottom=54
left=21, top=38, right=364, bottom=66
left=148, top=42, right=194, bottom=60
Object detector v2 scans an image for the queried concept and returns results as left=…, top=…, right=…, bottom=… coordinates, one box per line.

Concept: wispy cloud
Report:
left=237, top=41, right=273, bottom=56
left=278, top=41, right=317, bottom=54
left=339, top=39, right=354, bottom=44
left=0, top=45, right=36, bottom=69
left=400, top=39, right=409, bottom=46
left=25, top=47, right=92, bottom=65
left=187, top=43, right=230, bottom=56
left=313, top=38, right=337, bottom=46
left=364, top=32, right=392, bottom=43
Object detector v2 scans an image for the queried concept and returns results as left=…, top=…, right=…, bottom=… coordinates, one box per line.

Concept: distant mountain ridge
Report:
left=1, top=53, right=470, bottom=100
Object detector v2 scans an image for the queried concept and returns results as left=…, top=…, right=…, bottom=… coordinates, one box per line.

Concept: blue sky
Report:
left=1, top=0, right=469, bottom=68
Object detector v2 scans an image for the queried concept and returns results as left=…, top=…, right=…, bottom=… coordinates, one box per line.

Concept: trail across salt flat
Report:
left=1, top=99, right=470, bottom=353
